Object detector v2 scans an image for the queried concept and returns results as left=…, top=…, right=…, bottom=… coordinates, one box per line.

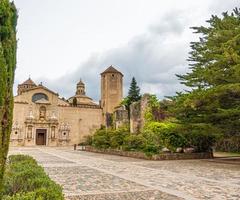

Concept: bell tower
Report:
left=76, top=79, right=85, bottom=95
left=101, top=66, right=123, bottom=122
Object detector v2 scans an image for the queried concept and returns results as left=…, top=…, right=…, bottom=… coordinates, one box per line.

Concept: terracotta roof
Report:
left=101, top=65, right=123, bottom=76
left=21, top=78, right=36, bottom=86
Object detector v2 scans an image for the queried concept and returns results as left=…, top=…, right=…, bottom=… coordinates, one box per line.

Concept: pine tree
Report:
left=177, top=8, right=240, bottom=88
left=128, top=77, right=141, bottom=103
left=0, top=0, right=17, bottom=194
left=173, top=8, right=240, bottom=139
left=122, top=77, right=141, bottom=116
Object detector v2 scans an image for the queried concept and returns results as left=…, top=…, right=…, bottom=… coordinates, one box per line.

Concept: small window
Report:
left=15, top=131, right=18, bottom=135
left=112, top=74, right=115, bottom=77
left=63, top=132, right=66, bottom=136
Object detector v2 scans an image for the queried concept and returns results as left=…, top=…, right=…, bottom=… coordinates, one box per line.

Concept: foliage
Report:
left=143, top=122, right=187, bottom=152
left=177, top=8, right=240, bottom=88
left=121, top=77, right=141, bottom=112
left=172, top=84, right=240, bottom=136
left=2, top=155, right=64, bottom=200
left=80, top=135, right=93, bottom=146
left=215, top=136, right=240, bottom=152
left=92, top=129, right=111, bottom=149
left=0, top=0, right=17, bottom=195
left=173, top=8, right=240, bottom=152
left=123, top=134, right=146, bottom=151
left=145, top=95, right=173, bottom=123
left=109, top=127, right=130, bottom=149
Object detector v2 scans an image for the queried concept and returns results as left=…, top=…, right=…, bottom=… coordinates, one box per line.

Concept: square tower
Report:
left=101, top=66, right=123, bottom=117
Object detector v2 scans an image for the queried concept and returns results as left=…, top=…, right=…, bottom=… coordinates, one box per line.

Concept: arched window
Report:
left=32, top=93, right=48, bottom=102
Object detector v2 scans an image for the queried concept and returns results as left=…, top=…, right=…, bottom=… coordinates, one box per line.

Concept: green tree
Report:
left=0, top=0, right=17, bottom=195
left=173, top=8, right=240, bottom=140
left=177, top=8, right=240, bottom=88
left=122, top=77, right=141, bottom=111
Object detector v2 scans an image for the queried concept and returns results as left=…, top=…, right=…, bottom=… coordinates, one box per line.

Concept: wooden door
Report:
left=36, top=129, right=46, bottom=145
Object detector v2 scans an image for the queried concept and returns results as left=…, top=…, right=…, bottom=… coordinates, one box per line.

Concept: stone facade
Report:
left=11, top=66, right=123, bottom=147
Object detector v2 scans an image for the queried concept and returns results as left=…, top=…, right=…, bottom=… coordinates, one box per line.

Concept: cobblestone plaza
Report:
left=9, top=147, right=240, bottom=200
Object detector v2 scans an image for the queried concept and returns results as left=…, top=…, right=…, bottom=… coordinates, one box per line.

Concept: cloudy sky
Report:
left=14, top=0, right=238, bottom=100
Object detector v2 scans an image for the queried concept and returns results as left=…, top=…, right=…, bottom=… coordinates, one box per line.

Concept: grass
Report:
left=214, top=151, right=240, bottom=158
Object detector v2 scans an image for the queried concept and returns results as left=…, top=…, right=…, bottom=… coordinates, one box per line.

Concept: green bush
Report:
left=3, top=155, right=64, bottom=200
left=80, top=135, right=93, bottom=146
left=109, top=127, right=130, bottom=149
left=180, top=124, right=220, bottom=152
left=215, top=136, right=240, bottom=152
left=144, top=122, right=186, bottom=152
left=92, top=129, right=110, bottom=149
left=123, top=134, right=146, bottom=151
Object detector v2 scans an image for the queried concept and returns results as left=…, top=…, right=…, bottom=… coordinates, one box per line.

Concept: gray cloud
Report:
left=37, top=11, right=189, bottom=101
left=27, top=1, right=238, bottom=101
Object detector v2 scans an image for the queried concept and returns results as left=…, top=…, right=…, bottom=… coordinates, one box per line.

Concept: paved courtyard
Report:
left=9, top=147, right=240, bottom=200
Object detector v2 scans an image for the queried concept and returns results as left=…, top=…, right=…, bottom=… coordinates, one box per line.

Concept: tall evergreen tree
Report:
left=0, top=0, right=17, bottom=194
left=177, top=8, right=240, bottom=88
left=122, top=77, right=141, bottom=113
left=173, top=8, right=240, bottom=139
left=128, top=77, right=141, bottom=103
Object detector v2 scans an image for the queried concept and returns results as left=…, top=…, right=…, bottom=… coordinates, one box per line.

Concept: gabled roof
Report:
left=21, top=78, right=36, bottom=86
left=101, top=65, right=123, bottom=76
left=23, top=85, right=59, bottom=96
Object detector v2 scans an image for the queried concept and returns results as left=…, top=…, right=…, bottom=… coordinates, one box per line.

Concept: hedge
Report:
left=2, top=155, right=64, bottom=200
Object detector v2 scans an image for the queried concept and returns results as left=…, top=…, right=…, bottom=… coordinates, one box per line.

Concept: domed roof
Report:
left=21, top=78, right=36, bottom=86
left=77, top=79, right=84, bottom=86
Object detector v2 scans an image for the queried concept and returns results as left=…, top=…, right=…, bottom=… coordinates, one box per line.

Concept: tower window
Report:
left=112, top=74, right=115, bottom=77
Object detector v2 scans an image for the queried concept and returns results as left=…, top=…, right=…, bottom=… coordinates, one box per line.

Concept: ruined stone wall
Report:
left=130, top=94, right=150, bottom=133
left=114, top=106, right=129, bottom=129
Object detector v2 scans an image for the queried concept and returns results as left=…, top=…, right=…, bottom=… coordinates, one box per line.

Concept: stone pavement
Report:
left=9, top=147, right=240, bottom=200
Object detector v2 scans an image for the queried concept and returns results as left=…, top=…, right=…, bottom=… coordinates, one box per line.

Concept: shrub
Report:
left=215, top=136, right=240, bottom=152
left=3, top=155, right=64, bottom=200
left=80, top=135, right=93, bottom=146
left=92, top=129, right=110, bottom=149
left=144, top=122, right=186, bottom=152
left=180, top=124, right=220, bottom=152
left=109, top=127, right=130, bottom=149
left=123, top=134, right=146, bottom=151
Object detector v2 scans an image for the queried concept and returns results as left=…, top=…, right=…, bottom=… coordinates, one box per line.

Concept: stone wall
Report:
left=83, top=146, right=213, bottom=160
left=130, top=94, right=150, bottom=133
left=114, top=106, right=129, bottom=129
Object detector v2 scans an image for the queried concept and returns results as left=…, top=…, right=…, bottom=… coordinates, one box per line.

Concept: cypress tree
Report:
left=0, top=0, right=17, bottom=194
